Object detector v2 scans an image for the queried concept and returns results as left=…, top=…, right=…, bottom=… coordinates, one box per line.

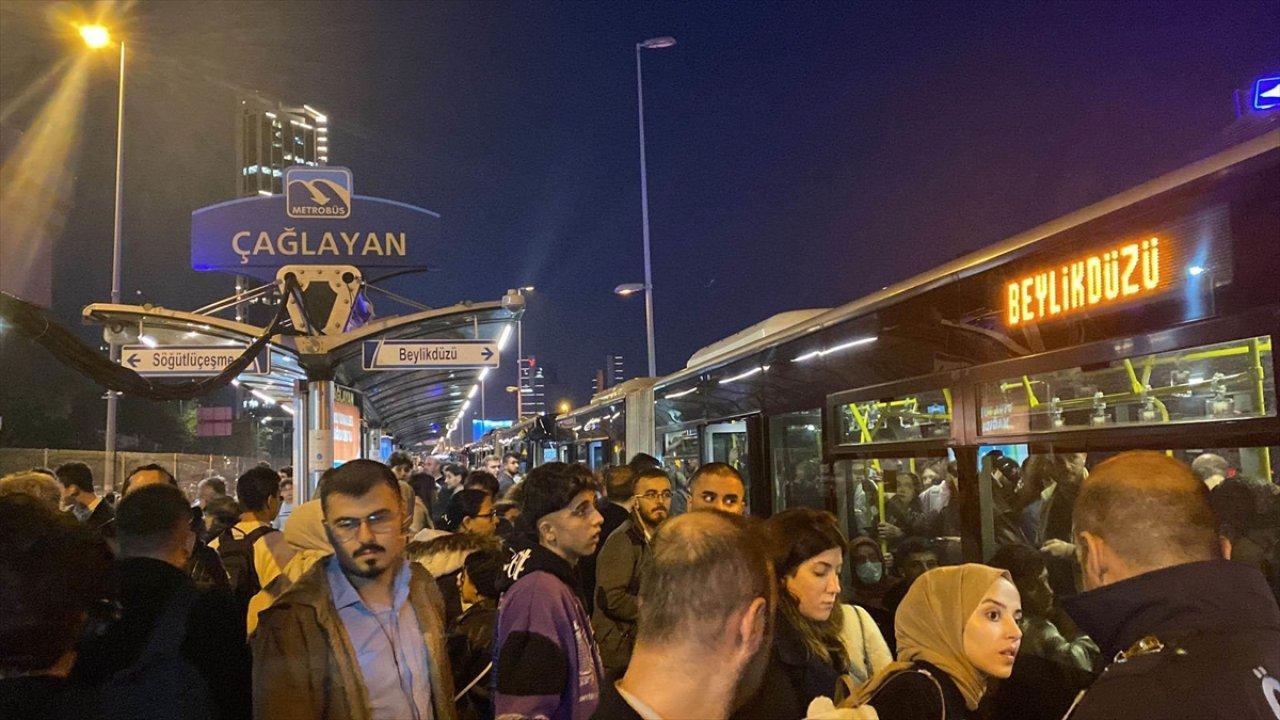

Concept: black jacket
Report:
left=1063, top=560, right=1280, bottom=720
left=74, top=557, right=251, bottom=720
left=85, top=500, right=116, bottom=539
left=449, top=599, right=498, bottom=720
left=734, top=613, right=843, bottom=720
left=590, top=678, right=644, bottom=720
left=862, top=660, right=971, bottom=720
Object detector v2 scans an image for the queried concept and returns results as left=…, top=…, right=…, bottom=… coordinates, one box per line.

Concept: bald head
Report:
left=1073, top=451, right=1220, bottom=576
left=638, top=510, right=772, bottom=646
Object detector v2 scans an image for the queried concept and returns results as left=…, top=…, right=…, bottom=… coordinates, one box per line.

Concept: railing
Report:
left=0, top=448, right=288, bottom=496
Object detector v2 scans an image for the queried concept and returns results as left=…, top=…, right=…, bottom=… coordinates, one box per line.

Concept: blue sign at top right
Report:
left=1253, top=75, right=1280, bottom=111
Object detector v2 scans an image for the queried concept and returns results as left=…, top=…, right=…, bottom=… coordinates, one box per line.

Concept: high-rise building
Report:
left=520, top=357, right=546, bottom=418
left=235, top=93, right=328, bottom=198
left=591, top=354, right=626, bottom=395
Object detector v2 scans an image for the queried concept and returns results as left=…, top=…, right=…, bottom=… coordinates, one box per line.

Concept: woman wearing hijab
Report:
left=846, top=564, right=1023, bottom=719
left=736, top=509, right=851, bottom=720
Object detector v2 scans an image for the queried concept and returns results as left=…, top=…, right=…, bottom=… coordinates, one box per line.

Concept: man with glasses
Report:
left=252, top=459, right=457, bottom=720
left=689, top=462, right=747, bottom=515
left=592, top=467, right=673, bottom=674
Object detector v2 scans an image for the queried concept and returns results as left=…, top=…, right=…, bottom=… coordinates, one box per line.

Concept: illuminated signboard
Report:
left=333, top=386, right=362, bottom=464
left=1253, top=75, right=1280, bottom=112
left=1006, top=237, right=1164, bottom=327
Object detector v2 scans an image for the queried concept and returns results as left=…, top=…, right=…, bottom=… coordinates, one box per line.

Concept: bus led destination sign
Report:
left=1006, top=237, right=1163, bottom=327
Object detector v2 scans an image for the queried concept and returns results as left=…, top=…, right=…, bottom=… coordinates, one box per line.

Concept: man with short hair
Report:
left=124, top=464, right=230, bottom=593
left=1190, top=452, right=1230, bottom=491
left=1063, top=451, right=1280, bottom=720
left=494, top=462, right=604, bottom=720
left=210, top=467, right=294, bottom=613
left=594, top=511, right=774, bottom=720
left=579, top=465, right=637, bottom=613
left=197, top=476, right=228, bottom=508
left=252, top=459, right=457, bottom=720
left=76, top=484, right=251, bottom=720
left=592, top=467, right=672, bottom=673
left=55, top=461, right=115, bottom=538
left=688, top=462, right=746, bottom=515
left=432, top=463, right=465, bottom=527
left=497, top=453, right=521, bottom=498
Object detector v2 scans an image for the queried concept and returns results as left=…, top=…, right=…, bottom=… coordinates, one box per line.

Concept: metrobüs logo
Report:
left=285, top=166, right=353, bottom=219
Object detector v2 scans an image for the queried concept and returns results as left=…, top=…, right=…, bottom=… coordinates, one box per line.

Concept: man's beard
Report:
left=343, top=543, right=390, bottom=578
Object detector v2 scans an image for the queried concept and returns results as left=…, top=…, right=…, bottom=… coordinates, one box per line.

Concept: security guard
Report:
left=1061, top=451, right=1280, bottom=720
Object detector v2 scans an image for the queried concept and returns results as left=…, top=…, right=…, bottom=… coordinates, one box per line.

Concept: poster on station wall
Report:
left=333, top=386, right=362, bottom=464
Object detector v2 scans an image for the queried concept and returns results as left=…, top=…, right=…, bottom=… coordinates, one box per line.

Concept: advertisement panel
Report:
left=333, top=386, right=362, bottom=464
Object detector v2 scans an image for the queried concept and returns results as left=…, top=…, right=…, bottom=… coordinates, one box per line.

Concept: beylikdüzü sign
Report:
left=1006, top=237, right=1163, bottom=327
left=191, top=166, right=438, bottom=281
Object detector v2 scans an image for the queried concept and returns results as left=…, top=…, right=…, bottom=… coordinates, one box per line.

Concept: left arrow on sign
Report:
left=126, top=354, right=141, bottom=368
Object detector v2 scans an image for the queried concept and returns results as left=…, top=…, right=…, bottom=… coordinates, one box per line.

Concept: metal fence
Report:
left=0, top=448, right=289, bottom=497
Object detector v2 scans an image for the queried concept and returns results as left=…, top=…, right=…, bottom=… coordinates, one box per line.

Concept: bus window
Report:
left=705, top=420, right=750, bottom=491
left=977, top=444, right=1279, bottom=605
left=770, top=410, right=822, bottom=512
left=837, top=388, right=952, bottom=446
left=978, top=336, right=1274, bottom=435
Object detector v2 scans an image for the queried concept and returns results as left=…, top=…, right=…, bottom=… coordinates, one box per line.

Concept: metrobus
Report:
left=557, top=130, right=1279, bottom=585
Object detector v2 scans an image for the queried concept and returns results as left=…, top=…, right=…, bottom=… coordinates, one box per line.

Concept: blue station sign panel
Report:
left=121, top=344, right=271, bottom=377
left=191, top=166, right=439, bottom=281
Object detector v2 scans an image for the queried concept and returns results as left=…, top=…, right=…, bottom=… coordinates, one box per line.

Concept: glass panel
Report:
left=770, top=410, right=824, bottom=512
left=979, top=336, right=1274, bottom=435
left=837, top=388, right=952, bottom=445
left=832, top=455, right=962, bottom=653
left=976, top=443, right=1278, bottom=677
left=705, top=420, right=749, bottom=480
left=661, top=428, right=700, bottom=485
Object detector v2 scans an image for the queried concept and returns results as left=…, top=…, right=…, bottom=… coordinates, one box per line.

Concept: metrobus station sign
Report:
left=191, top=166, right=439, bottom=281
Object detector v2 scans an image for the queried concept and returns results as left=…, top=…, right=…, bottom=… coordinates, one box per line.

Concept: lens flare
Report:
left=79, top=24, right=111, bottom=49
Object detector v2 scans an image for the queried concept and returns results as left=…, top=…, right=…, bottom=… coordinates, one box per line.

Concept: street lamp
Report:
left=634, top=35, right=675, bottom=378
left=81, top=23, right=127, bottom=491
left=614, top=283, right=647, bottom=297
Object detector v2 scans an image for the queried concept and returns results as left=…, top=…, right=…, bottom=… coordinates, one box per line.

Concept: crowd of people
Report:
left=1, top=449, right=1278, bottom=720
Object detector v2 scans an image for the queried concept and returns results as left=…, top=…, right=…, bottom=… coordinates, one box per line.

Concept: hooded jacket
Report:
left=493, top=538, right=604, bottom=720
left=251, top=555, right=458, bottom=720
left=1063, top=560, right=1280, bottom=720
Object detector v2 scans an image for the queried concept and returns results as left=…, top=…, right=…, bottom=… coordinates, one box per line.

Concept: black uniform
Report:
left=1062, top=560, right=1280, bottom=720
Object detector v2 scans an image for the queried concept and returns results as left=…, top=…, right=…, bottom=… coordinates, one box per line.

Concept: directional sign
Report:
left=1254, top=75, right=1280, bottom=111
left=121, top=345, right=271, bottom=377
left=362, top=339, right=499, bottom=371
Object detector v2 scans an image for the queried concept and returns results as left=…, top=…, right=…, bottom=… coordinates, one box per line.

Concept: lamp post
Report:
left=81, top=24, right=127, bottom=491
left=635, top=35, right=675, bottom=378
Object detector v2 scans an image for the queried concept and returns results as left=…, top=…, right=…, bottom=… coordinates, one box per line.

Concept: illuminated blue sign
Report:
left=191, top=166, right=439, bottom=281
left=1253, top=75, right=1280, bottom=111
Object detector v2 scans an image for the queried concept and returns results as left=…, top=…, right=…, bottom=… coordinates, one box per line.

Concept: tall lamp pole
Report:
left=515, top=286, right=533, bottom=420
left=81, top=25, right=126, bottom=490
left=635, top=36, right=675, bottom=378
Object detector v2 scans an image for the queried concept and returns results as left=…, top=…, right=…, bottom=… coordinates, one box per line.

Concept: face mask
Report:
left=856, top=561, right=884, bottom=584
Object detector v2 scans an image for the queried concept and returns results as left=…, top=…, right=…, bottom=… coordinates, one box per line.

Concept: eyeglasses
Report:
left=327, top=510, right=400, bottom=541
left=635, top=490, right=673, bottom=501
left=469, top=510, right=498, bottom=521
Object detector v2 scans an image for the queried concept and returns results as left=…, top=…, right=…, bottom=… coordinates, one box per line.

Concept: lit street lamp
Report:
left=634, top=36, right=675, bottom=378
left=516, top=286, right=533, bottom=420
left=80, top=24, right=127, bottom=490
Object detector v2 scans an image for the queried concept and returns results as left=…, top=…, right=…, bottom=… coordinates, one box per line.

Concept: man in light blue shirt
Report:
left=252, top=460, right=457, bottom=720
left=328, top=551, right=433, bottom=719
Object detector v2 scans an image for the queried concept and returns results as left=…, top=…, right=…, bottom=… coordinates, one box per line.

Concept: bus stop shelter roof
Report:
left=82, top=298, right=519, bottom=448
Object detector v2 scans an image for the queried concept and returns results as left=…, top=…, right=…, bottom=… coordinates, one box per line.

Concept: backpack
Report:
left=216, top=525, right=276, bottom=607
left=98, top=583, right=213, bottom=720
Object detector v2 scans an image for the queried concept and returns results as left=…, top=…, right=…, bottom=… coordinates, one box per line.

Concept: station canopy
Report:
left=83, top=298, right=518, bottom=447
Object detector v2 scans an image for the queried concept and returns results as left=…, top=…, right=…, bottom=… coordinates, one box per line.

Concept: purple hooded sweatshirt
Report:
left=493, top=539, right=603, bottom=720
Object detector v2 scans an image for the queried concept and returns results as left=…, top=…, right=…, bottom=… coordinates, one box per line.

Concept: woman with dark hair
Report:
left=443, top=488, right=499, bottom=537
left=736, top=508, right=852, bottom=719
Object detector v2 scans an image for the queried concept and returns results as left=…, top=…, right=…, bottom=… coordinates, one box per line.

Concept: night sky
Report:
left=2, top=0, right=1277, bottom=422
